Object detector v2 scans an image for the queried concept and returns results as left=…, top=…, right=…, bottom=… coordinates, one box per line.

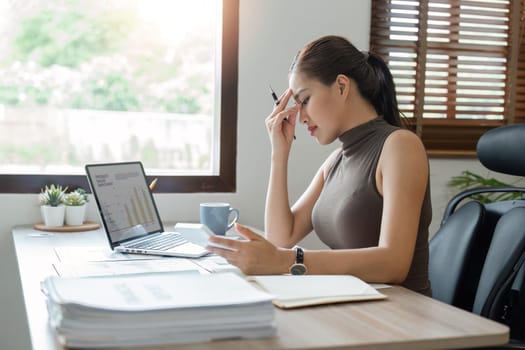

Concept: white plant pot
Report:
left=65, top=205, right=86, bottom=226
left=40, top=205, right=65, bottom=227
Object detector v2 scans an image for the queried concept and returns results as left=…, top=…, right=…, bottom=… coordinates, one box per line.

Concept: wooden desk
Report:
left=12, top=225, right=509, bottom=350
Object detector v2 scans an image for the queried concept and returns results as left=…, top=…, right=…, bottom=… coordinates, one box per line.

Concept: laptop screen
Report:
left=85, top=162, right=163, bottom=246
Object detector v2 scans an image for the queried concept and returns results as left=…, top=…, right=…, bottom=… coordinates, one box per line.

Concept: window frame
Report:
left=370, top=0, right=525, bottom=156
left=0, top=0, right=239, bottom=194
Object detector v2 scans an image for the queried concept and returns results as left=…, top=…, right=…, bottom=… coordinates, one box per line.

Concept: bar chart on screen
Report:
left=93, top=167, right=161, bottom=242
left=123, top=187, right=155, bottom=226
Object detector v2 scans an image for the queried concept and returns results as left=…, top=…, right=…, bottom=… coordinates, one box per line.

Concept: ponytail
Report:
left=365, top=52, right=403, bottom=128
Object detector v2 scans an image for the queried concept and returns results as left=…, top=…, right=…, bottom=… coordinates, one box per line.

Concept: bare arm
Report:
left=263, top=89, right=297, bottom=246
left=263, top=87, right=324, bottom=248
left=265, top=149, right=340, bottom=248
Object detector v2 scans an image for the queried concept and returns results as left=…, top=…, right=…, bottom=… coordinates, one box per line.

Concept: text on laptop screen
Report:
left=88, top=163, right=162, bottom=243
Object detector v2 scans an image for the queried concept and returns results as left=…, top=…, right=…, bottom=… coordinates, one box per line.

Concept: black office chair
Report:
left=429, top=123, right=525, bottom=346
left=429, top=201, right=488, bottom=311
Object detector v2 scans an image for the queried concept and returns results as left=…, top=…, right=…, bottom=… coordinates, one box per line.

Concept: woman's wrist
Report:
left=277, top=247, right=296, bottom=274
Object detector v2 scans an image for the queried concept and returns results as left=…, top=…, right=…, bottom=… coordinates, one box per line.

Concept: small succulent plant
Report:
left=39, top=184, right=67, bottom=207
left=64, top=188, right=89, bottom=206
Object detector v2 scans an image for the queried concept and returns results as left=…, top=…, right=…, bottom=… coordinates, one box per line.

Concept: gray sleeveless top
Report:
left=312, top=117, right=432, bottom=296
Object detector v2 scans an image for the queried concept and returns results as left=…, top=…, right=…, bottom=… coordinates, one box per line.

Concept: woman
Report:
left=208, top=35, right=432, bottom=295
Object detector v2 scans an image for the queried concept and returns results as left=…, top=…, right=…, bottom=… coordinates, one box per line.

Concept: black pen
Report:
left=270, top=85, right=280, bottom=106
left=269, top=85, right=296, bottom=140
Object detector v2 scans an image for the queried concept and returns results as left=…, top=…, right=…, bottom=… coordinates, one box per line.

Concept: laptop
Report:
left=85, top=161, right=209, bottom=258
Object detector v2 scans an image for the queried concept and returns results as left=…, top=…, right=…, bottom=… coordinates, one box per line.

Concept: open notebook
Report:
left=251, top=275, right=387, bottom=309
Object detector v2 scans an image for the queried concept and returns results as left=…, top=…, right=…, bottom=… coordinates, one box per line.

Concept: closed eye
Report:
left=301, top=96, right=310, bottom=107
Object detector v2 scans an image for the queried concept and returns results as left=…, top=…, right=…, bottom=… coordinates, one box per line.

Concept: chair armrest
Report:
left=441, top=187, right=525, bottom=226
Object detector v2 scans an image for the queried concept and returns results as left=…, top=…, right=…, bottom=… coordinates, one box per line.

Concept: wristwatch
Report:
left=289, top=246, right=307, bottom=275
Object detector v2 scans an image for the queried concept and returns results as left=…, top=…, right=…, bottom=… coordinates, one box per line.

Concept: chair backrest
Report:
left=429, top=201, right=490, bottom=310
left=472, top=207, right=525, bottom=318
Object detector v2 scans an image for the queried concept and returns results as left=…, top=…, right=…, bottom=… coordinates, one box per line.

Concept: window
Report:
left=370, top=0, right=524, bottom=155
left=0, top=0, right=238, bottom=193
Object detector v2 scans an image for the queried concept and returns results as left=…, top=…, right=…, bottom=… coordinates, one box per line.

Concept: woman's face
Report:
left=289, top=72, right=345, bottom=145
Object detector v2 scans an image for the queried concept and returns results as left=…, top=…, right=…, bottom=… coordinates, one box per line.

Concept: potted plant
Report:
left=64, top=188, right=89, bottom=226
left=39, top=184, right=67, bottom=227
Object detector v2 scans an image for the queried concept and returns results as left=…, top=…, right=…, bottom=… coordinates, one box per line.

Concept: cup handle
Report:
left=227, top=208, right=239, bottom=230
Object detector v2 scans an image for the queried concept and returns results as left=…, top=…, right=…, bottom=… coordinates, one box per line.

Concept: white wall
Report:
left=1, top=1, right=521, bottom=349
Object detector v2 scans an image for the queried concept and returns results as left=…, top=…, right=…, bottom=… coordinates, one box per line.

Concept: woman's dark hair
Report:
left=289, top=35, right=403, bottom=128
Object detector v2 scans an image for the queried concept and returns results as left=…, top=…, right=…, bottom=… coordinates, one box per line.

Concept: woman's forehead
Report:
left=289, top=71, right=305, bottom=86
left=289, top=72, right=312, bottom=93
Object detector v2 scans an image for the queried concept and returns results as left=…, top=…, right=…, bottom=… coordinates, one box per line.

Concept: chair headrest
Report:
left=476, top=124, right=525, bottom=177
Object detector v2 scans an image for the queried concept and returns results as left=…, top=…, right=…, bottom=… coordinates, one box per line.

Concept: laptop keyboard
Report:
left=124, top=233, right=187, bottom=251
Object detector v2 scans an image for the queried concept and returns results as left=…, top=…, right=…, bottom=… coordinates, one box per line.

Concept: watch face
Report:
left=290, top=263, right=307, bottom=275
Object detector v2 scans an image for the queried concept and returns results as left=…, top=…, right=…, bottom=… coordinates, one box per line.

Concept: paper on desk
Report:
left=53, top=258, right=202, bottom=278
left=251, top=275, right=386, bottom=309
left=54, top=246, right=163, bottom=262
left=192, top=255, right=242, bottom=274
left=41, top=272, right=276, bottom=347
left=42, top=272, right=274, bottom=311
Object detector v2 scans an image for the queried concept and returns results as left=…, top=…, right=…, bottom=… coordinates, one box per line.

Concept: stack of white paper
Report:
left=41, top=272, right=276, bottom=348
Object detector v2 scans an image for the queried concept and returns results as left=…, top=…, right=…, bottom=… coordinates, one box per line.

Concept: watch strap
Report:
left=289, top=246, right=307, bottom=275
left=295, top=246, right=304, bottom=264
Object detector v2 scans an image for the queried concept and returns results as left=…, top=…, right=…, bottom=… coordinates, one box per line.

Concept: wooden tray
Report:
left=33, top=221, right=100, bottom=233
